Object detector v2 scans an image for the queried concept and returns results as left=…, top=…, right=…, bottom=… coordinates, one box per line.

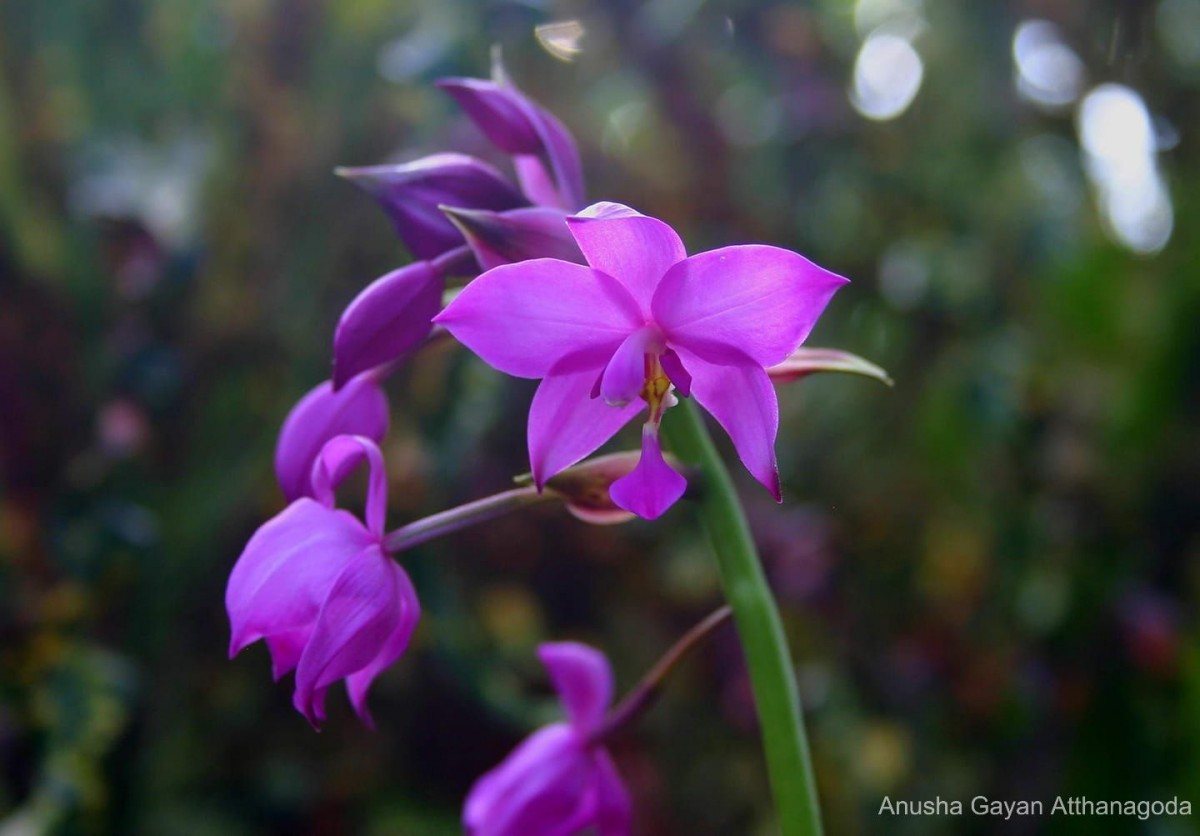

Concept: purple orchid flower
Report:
left=434, top=202, right=848, bottom=519
left=464, top=643, right=631, bottom=836
left=229, top=434, right=420, bottom=728
left=274, top=373, right=389, bottom=501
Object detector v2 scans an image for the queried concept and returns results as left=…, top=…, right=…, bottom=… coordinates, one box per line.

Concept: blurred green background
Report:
left=1, top=0, right=1198, bottom=833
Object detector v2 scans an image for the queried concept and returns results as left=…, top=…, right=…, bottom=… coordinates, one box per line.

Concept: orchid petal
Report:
left=309, top=435, right=389, bottom=536
left=599, top=326, right=658, bottom=407
left=541, top=451, right=675, bottom=526
left=332, top=262, right=443, bottom=389
left=345, top=562, right=421, bottom=728
left=273, top=377, right=389, bottom=502
left=442, top=206, right=583, bottom=271
left=653, top=245, right=849, bottom=367
left=293, top=547, right=401, bottom=726
left=592, top=749, right=634, bottom=836
left=338, top=153, right=526, bottom=259
left=513, top=155, right=561, bottom=209
left=660, top=349, right=692, bottom=397
left=568, top=203, right=687, bottom=314
left=525, top=105, right=585, bottom=210
left=463, top=725, right=590, bottom=836
left=528, top=368, right=644, bottom=489
left=675, top=347, right=782, bottom=500
left=609, top=427, right=687, bottom=520
left=265, top=629, right=309, bottom=680
left=434, top=259, right=642, bottom=378
left=226, top=499, right=373, bottom=657
left=539, top=642, right=614, bottom=735
left=308, top=688, right=329, bottom=725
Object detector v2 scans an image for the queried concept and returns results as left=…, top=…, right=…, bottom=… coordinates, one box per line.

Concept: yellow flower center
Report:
left=640, top=354, right=672, bottom=420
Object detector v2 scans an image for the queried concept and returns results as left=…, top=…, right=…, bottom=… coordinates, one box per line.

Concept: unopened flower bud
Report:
left=536, top=451, right=687, bottom=525
left=337, top=154, right=525, bottom=259
left=766, top=347, right=893, bottom=386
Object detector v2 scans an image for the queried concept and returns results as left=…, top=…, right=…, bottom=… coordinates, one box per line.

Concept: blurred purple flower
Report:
left=750, top=504, right=833, bottom=603
left=274, top=374, right=389, bottom=501
left=1118, top=590, right=1181, bottom=677
left=435, top=202, right=848, bottom=519
left=229, top=435, right=419, bottom=728
left=464, top=643, right=631, bottom=836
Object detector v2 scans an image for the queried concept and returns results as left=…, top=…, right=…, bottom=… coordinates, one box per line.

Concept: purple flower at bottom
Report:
left=228, top=435, right=419, bottom=728
left=465, top=643, right=631, bottom=836
left=435, top=202, right=848, bottom=519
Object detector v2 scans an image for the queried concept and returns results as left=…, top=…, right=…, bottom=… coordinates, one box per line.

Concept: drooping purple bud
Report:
left=442, top=206, right=584, bottom=271
left=438, top=78, right=540, bottom=153
left=274, top=377, right=389, bottom=502
left=337, top=154, right=527, bottom=259
left=333, top=262, right=445, bottom=389
left=436, top=79, right=585, bottom=211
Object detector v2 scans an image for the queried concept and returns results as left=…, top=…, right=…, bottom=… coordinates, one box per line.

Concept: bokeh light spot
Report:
left=851, top=32, right=924, bottom=121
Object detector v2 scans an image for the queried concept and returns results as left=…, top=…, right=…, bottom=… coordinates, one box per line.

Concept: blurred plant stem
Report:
left=0, top=35, right=62, bottom=280
left=662, top=400, right=822, bottom=836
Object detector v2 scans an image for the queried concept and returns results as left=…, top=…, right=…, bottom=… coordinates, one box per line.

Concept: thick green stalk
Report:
left=661, top=400, right=822, bottom=836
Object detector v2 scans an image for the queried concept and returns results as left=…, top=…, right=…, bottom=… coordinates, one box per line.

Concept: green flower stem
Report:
left=661, top=400, right=823, bottom=836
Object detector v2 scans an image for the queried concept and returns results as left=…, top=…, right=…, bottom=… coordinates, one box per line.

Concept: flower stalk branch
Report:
left=382, top=487, right=554, bottom=553
left=661, top=400, right=823, bottom=836
left=590, top=605, right=732, bottom=746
